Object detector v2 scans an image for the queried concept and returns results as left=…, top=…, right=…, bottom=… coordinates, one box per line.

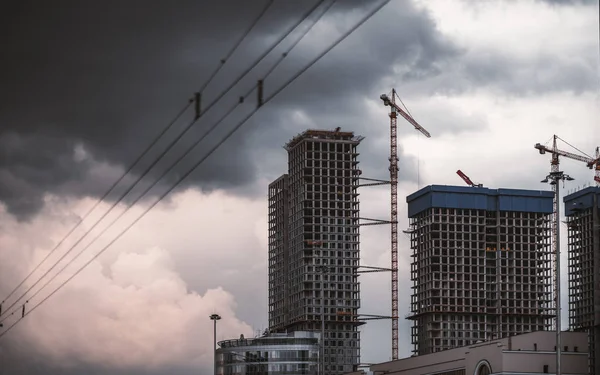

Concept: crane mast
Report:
left=534, top=134, right=594, bottom=375
left=380, top=89, right=430, bottom=360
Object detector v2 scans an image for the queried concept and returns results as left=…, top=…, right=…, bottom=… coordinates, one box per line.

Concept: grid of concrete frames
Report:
left=406, top=186, right=555, bottom=355
left=268, top=129, right=364, bottom=375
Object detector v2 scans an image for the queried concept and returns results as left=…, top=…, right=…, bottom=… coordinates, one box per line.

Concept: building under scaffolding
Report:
left=268, top=128, right=364, bottom=375
left=564, top=186, right=600, bottom=375
left=405, top=185, right=555, bottom=355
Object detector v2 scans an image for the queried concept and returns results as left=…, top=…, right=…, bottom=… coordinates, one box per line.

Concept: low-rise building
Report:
left=216, top=331, right=319, bottom=375
left=355, top=331, right=588, bottom=375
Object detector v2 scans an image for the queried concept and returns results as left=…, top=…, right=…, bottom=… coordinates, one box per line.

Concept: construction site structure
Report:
left=268, top=128, right=364, bottom=375
left=535, top=138, right=600, bottom=187
left=456, top=170, right=483, bottom=188
left=534, top=135, right=599, bottom=375
left=405, top=185, right=555, bottom=355
left=379, top=89, right=431, bottom=360
left=564, top=186, right=600, bottom=375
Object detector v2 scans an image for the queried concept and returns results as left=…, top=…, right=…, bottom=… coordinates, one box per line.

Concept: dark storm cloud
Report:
left=0, top=0, right=450, bottom=220
left=0, top=0, right=305, bottom=219
left=1, top=0, right=594, bottom=220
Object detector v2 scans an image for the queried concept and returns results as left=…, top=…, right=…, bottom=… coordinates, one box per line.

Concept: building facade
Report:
left=361, top=331, right=589, bottom=375
left=268, top=128, right=364, bottom=374
left=406, top=185, right=555, bottom=355
left=564, top=186, right=600, bottom=375
left=216, top=331, right=320, bottom=375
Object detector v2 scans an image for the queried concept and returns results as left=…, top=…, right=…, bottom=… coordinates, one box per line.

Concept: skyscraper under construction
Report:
left=564, top=186, right=600, bottom=375
left=406, top=185, right=555, bottom=355
left=268, top=128, right=363, bottom=375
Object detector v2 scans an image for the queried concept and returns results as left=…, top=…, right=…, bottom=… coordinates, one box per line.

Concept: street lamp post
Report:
left=210, top=314, right=222, bottom=375
left=541, top=170, right=574, bottom=375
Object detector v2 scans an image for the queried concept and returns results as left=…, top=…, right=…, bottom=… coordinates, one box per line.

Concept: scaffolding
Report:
left=268, top=128, right=364, bottom=375
left=406, top=187, right=555, bottom=355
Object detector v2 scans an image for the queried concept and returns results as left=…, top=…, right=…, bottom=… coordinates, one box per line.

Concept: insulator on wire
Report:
left=194, top=92, right=201, bottom=120
left=257, top=80, right=264, bottom=108
left=239, top=96, right=244, bottom=104
left=21, top=304, right=25, bottom=318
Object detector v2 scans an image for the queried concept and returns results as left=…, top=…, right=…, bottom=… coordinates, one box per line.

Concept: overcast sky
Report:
left=0, top=0, right=598, bottom=373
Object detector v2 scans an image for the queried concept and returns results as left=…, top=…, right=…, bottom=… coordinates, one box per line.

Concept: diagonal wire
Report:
left=0, top=0, right=325, bottom=321
left=0, top=0, right=282, bottom=318
left=556, top=135, right=594, bottom=159
left=394, top=90, right=414, bottom=119
left=1, top=0, right=334, bottom=324
left=192, top=0, right=326, bottom=126
left=0, top=99, right=192, bottom=307
left=0, top=0, right=276, bottom=309
left=0, top=0, right=390, bottom=338
left=198, top=0, right=274, bottom=94
left=242, top=0, right=337, bottom=99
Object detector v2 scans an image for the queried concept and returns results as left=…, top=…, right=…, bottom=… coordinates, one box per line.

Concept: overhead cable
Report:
left=0, top=100, right=192, bottom=310
left=0, top=0, right=389, bottom=338
left=198, top=0, right=275, bottom=94
left=0, top=0, right=277, bottom=319
left=1, top=0, right=335, bottom=327
left=0, top=0, right=326, bottom=321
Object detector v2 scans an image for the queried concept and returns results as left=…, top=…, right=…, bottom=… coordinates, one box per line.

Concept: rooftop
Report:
left=563, top=186, right=600, bottom=216
left=284, top=127, right=364, bottom=150
left=406, top=184, right=554, bottom=217
left=218, top=331, right=319, bottom=349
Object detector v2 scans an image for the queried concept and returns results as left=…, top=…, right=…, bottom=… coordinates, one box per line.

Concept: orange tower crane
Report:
left=380, top=89, right=431, bottom=360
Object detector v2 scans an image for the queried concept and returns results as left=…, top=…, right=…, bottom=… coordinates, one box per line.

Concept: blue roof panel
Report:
left=407, top=185, right=554, bottom=217
left=563, top=186, right=600, bottom=216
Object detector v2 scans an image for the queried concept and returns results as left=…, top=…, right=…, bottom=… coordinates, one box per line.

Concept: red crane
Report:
left=380, top=89, right=431, bottom=360
left=456, top=170, right=483, bottom=187
left=592, top=147, right=600, bottom=185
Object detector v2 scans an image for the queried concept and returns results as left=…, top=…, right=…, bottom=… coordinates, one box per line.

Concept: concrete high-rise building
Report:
left=268, top=128, right=364, bottom=375
left=406, top=185, right=555, bottom=355
left=564, top=186, right=600, bottom=375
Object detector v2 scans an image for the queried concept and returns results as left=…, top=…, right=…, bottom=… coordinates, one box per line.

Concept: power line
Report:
left=198, top=0, right=274, bottom=94
left=192, top=0, right=326, bottom=121
left=0, top=0, right=389, bottom=339
left=239, top=0, right=338, bottom=101
left=0, top=100, right=192, bottom=309
left=0, top=0, right=326, bottom=322
left=1, top=0, right=334, bottom=325
left=0, top=0, right=277, bottom=318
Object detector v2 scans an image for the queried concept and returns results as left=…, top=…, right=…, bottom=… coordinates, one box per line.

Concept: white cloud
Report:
left=0, top=193, right=254, bottom=372
left=418, top=0, right=597, bottom=60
